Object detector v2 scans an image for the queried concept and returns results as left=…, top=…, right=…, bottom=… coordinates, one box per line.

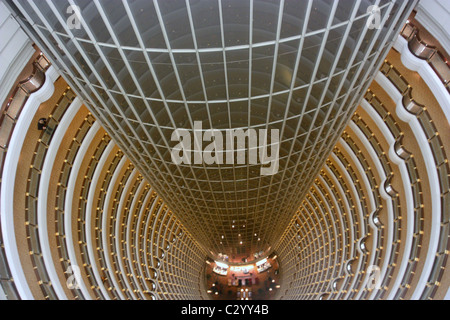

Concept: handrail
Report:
left=1, top=54, right=50, bottom=124
left=0, top=54, right=50, bottom=151
left=364, top=86, right=427, bottom=299
left=24, top=87, right=75, bottom=300
left=402, top=87, right=425, bottom=116
left=394, top=135, right=412, bottom=160
left=379, top=60, right=449, bottom=300
left=18, top=62, right=45, bottom=94
left=78, top=132, right=114, bottom=299
left=348, top=113, right=400, bottom=300
left=54, top=113, right=98, bottom=300
left=400, top=23, right=450, bottom=92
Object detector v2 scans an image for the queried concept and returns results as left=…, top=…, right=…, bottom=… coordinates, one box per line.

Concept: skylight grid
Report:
left=12, top=0, right=414, bottom=260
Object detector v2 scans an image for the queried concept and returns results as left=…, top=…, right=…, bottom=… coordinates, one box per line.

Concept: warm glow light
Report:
left=256, top=258, right=268, bottom=266
left=215, top=261, right=229, bottom=269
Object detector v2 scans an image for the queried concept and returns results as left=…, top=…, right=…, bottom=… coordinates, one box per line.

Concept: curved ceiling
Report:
left=10, top=0, right=416, bottom=261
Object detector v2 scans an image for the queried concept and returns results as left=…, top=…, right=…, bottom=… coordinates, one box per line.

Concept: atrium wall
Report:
left=0, top=46, right=208, bottom=300
left=274, top=23, right=449, bottom=300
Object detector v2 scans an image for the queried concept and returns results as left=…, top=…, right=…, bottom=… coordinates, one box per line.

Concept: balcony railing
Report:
left=0, top=53, right=50, bottom=157
left=0, top=52, right=50, bottom=300
left=401, top=23, right=450, bottom=93
left=380, top=60, right=449, bottom=300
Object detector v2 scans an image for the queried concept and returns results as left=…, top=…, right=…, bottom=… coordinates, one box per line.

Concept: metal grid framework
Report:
left=9, top=0, right=415, bottom=261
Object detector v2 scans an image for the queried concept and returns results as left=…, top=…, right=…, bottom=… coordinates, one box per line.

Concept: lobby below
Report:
left=205, top=254, right=281, bottom=300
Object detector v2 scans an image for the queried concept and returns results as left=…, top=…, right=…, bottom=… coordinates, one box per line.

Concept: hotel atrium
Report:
left=0, top=0, right=448, bottom=300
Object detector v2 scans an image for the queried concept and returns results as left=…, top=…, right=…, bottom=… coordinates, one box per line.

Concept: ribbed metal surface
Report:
left=9, top=0, right=415, bottom=262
